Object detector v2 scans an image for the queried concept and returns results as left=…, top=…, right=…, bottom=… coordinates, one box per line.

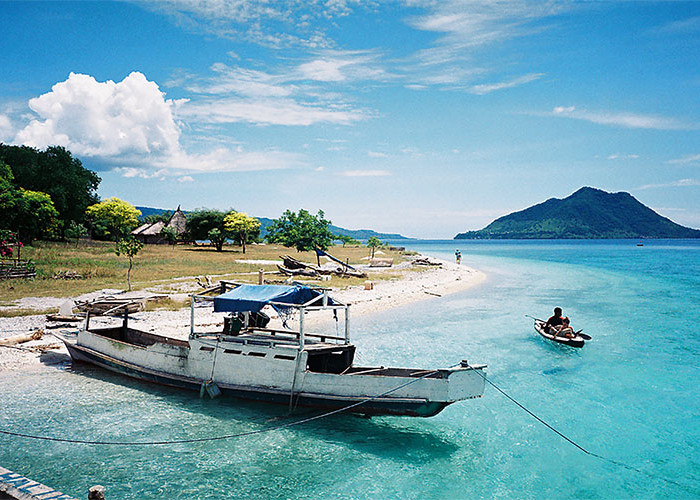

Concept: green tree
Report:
left=265, top=209, right=334, bottom=252
left=65, top=221, right=88, bottom=247
left=223, top=212, right=260, bottom=254
left=207, top=228, right=227, bottom=252
left=0, top=144, right=100, bottom=236
left=336, top=234, right=360, bottom=247
left=86, top=197, right=141, bottom=241
left=185, top=209, right=229, bottom=242
left=142, top=211, right=172, bottom=224
left=0, top=162, right=22, bottom=230
left=115, top=236, right=144, bottom=291
left=16, top=189, right=59, bottom=243
left=160, top=226, right=179, bottom=245
left=366, top=236, right=383, bottom=258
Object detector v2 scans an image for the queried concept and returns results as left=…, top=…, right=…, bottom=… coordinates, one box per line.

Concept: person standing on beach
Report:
left=455, top=250, right=461, bottom=264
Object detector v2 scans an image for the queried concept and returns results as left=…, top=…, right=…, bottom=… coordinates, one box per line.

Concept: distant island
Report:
left=135, top=207, right=410, bottom=241
left=455, top=187, right=700, bottom=239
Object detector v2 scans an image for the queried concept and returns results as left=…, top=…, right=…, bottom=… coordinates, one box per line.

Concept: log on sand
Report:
left=0, top=329, right=43, bottom=346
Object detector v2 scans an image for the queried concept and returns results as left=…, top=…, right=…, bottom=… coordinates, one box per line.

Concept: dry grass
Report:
left=0, top=307, right=54, bottom=318
left=0, top=241, right=410, bottom=304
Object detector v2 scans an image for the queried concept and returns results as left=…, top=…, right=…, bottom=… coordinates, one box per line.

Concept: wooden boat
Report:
left=533, top=320, right=585, bottom=348
left=57, top=283, right=486, bottom=417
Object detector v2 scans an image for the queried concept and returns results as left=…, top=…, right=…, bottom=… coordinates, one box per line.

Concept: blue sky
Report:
left=0, top=1, right=698, bottom=238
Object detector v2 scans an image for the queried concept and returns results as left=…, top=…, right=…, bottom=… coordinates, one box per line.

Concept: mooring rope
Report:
left=467, top=366, right=695, bottom=492
left=0, top=368, right=440, bottom=446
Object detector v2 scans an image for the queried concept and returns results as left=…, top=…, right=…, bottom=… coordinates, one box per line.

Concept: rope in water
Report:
left=468, top=367, right=695, bottom=492
left=0, top=368, right=441, bottom=446
left=0, top=358, right=694, bottom=493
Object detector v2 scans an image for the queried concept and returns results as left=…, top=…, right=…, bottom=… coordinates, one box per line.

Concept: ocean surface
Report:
left=1, top=239, right=699, bottom=499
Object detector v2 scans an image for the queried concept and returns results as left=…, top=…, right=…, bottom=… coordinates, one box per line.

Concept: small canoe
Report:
left=534, top=320, right=585, bottom=348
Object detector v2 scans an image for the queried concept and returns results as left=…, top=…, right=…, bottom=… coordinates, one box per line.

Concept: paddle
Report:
left=575, top=330, right=592, bottom=340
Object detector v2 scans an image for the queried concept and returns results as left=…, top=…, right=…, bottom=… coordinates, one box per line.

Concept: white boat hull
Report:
left=60, top=327, right=485, bottom=417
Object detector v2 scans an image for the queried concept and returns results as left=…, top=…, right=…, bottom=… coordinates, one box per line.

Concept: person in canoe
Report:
left=544, top=307, right=564, bottom=334
left=553, top=317, right=575, bottom=339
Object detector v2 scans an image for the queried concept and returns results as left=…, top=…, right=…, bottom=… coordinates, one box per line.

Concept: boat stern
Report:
left=443, top=362, right=486, bottom=402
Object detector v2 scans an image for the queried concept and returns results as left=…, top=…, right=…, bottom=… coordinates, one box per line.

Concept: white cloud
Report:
left=140, top=0, right=357, bottom=48
left=607, top=153, right=640, bottom=160
left=368, top=151, right=388, bottom=158
left=468, top=72, right=544, bottom=95
left=114, top=167, right=168, bottom=179
left=667, top=154, right=700, bottom=165
left=0, top=114, right=12, bottom=142
left=297, top=50, right=388, bottom=83
left=177, top=176, right=194, bottom=183
left=189, top=65, right=293, bottom=97
left=10, top=72, right=307, bottom=175
left=15, top=72, right=183, bottom=158
left=551, top=105, right=693, bottom=130
left=177, top=97, right=366, bottom=126
left=402, top=1, right=564, bottom=87
left=299, top=59, right=349, bottom=82
left=341, top=169, right=391, bottom=177
left=639, top=178, right=700, bottom=190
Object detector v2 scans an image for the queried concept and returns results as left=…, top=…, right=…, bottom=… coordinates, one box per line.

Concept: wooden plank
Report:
left=0, top=466, right=78, bottom=500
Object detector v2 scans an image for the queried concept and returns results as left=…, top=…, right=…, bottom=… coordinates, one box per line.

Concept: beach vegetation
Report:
left=207, top=228, right=227, bottom=252
left=86, top=197, right=141, bottom=241
left=336, top=234, right=360, bottom=247
left=366, top=236, right=384, bottom=257
left=0, top=241, right=408, bottom=308
left=115, top=236, right=144, bottom=291
left=160, top=226, right=179, bottom=246
left=0, top=144, right=100, bottom=238
left=185, top=209, right=232, bottom=248
left=65, top=221, right=88, bottom=247
left=265, top=209, right=334, bottom=252
left=223, top=212, right=261, bottom=254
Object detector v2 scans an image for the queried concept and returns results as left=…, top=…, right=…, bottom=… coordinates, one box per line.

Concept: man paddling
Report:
left=544, top=307, right=563, bottom=334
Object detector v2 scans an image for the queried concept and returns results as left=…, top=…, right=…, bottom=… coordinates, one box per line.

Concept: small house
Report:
left=131, top=206, right=187, bottom=244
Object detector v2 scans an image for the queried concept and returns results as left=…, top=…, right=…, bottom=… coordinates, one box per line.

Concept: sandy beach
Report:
left=0, top=256, right=484, bottom=372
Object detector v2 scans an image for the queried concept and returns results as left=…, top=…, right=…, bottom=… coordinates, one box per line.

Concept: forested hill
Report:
left=455, top=187, right=700, bottom=239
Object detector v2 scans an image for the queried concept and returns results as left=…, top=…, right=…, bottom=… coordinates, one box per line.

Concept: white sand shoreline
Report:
left=0, top=255, right=484, bottom=372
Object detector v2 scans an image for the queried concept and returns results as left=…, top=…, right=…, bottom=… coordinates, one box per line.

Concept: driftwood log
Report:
left=0, top=330, right=43, bottom=346
left=277, top=265, right=318, bottom=277
left=280, top=255, right=367, bottom=278
left=75, top=299, right=145, bottom=316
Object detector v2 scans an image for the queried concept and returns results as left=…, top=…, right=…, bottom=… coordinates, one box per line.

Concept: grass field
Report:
left=0, top=240, right=409, bottom=306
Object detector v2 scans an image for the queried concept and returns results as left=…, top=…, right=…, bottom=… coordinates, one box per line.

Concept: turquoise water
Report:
left=1, top=240, right=699, bottom=498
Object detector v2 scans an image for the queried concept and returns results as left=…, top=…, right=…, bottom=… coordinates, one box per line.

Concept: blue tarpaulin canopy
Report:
left=213, top=284, right=335, bottom=314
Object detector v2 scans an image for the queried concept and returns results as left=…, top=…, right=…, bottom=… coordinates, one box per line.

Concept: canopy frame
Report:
left=189, top=281, right=350, bottom=349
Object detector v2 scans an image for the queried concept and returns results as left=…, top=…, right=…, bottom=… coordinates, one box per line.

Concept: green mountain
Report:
left=135, top=208, right=409, bottom=241
left=455, top=187, right=700, bottom=239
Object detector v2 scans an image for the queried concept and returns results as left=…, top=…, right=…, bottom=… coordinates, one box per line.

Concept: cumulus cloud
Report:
left=15, top=72, right=184, bottom=158
left=551, top=105, right=693, bottom=130
left=0, top=114, right=13, bottom=141
left=9, top=72, right=308, bottom=175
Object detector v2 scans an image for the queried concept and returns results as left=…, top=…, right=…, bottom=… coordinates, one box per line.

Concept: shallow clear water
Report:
left=1, top=240, right=699, bottom=498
